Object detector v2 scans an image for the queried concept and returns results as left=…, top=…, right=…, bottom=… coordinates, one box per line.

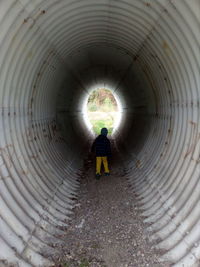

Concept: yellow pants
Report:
left=96, top=157, right=109, bottom=175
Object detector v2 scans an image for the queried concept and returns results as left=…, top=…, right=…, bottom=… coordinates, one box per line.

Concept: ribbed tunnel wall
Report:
left=0, top=0, right=199, bottom=266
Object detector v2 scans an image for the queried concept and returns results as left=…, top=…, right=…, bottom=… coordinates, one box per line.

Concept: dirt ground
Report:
left=47, top=149, right=169, bottom=267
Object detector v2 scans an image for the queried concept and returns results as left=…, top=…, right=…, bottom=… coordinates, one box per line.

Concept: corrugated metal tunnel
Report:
left=0, top=0, right=199, bottom=266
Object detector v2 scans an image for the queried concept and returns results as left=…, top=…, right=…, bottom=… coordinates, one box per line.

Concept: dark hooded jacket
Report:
left=91, top=134, right=111, bottom=157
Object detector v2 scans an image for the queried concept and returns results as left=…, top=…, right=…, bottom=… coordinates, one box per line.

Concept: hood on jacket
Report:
left=101, top=128, right=108, bottom=136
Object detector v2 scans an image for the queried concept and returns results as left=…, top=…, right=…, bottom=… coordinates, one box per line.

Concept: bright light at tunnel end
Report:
left=82, top=86, right=123, bottom=136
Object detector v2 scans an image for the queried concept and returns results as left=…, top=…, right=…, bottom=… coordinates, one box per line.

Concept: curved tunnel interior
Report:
left=57, top=45, right=152, bottom=154
left=0, top=0, right=199, bottom=266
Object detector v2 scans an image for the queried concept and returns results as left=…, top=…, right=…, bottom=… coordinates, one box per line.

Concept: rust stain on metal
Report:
left=184, top=121, right=199, bottom=159
left=163, top=41, right=170, bottom=50
left=23, top=18, right=29, bottom=24
left=0, top=144, right=14, bottom=169
left=162, top=41, right=176, bottom=65
left=22, top=170, right=28, bottom=176
left=189, top=120, right=196, bottom=127
left=136, top=160, right=141, bottom=169
left=145, top=2, right=151, bottom=7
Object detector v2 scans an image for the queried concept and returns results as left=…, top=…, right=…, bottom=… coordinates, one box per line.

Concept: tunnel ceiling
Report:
left=0, top=0, right=199, bottom=266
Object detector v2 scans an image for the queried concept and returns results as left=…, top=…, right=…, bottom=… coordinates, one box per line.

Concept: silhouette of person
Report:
left=91, top=128, right=111, bottom=179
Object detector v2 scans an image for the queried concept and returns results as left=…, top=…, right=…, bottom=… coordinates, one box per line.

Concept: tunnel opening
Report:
left=83, top=87, right=122, bottom=135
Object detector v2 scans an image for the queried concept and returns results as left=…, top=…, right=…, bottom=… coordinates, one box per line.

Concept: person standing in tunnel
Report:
left=91, top=128, right=111, bottom=179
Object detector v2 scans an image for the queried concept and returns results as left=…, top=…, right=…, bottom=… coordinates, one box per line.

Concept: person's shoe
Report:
left=104, top=172, right=110, bottom=176
left=95, top=173, right=101, bottom=180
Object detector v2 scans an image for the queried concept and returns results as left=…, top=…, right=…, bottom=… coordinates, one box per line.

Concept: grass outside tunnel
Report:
left=88, top=112, right=116, bottom=135
left=92, top=120, right=113, bottom=135
left=87, top=88, right=119, bottom=135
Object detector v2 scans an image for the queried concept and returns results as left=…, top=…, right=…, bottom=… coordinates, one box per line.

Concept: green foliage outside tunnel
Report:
left=90, top=118, right=113, bottom=135
left=87, top=88, right=118, bottom=135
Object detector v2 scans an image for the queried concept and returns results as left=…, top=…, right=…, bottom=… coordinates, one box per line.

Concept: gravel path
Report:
left=49, top=153, right=168, bottom=267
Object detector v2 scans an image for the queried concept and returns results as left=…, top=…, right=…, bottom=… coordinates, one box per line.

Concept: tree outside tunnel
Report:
left=86, top=88, right=121, bottom=135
